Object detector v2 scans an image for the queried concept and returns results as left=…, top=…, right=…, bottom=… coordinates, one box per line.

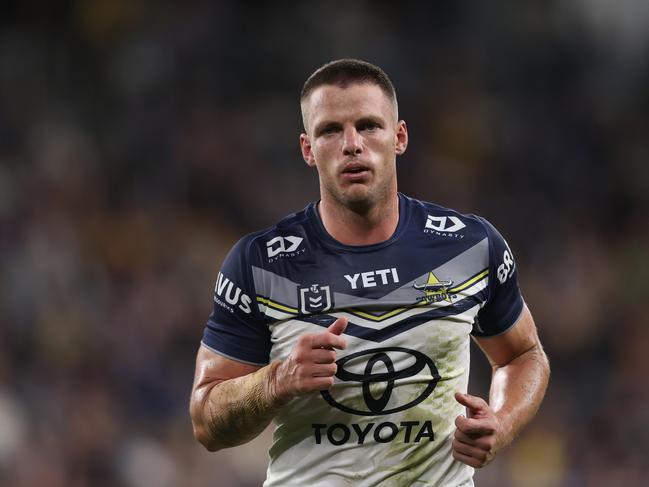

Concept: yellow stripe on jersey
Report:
left=449, top=269, right=489, bottom=294
left=346, top=306, right=412, bottom=322
left=256, top=296, right=299, bottom=314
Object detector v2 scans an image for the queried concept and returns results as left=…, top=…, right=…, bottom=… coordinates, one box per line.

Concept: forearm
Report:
left=192, top=361, right=288, bottom=451
left=489, top=344, right=549, bottom=447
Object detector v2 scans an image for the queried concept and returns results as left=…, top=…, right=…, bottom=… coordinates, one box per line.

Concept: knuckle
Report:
left=297, top=335, right=311, bottom=346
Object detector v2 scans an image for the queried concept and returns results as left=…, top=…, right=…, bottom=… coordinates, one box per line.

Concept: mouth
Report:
left=341, top=162, right=371, bottom=181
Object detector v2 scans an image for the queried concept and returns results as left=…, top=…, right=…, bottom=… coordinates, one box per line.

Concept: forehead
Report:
left=303, top=83, right=396, bottom=128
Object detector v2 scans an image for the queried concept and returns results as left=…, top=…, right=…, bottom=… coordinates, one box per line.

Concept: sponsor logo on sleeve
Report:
left=424, top=215, right=465, bottom=238
left=496, top=248, right=515, bottom=284
left=214, top=272, right=252, bottom=314
left=266, top=236, right=305, bottom=263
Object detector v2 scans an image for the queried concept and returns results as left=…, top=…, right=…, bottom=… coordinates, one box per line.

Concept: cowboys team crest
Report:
left=413, top=272, right=455, bottom=304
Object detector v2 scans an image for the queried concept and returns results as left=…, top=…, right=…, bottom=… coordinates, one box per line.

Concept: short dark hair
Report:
left=300, top=59, right=397, bottom=104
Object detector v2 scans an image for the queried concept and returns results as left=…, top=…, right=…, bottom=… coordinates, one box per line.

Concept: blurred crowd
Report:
left=1, top=1, right=648, bottom=486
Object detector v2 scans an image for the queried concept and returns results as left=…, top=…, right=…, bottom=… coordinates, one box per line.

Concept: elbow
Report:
left=535, top=343, right=551, bottom=376
left=189, top=395, right=222, bottom=452
left=192, top=423, right=222, bottom=452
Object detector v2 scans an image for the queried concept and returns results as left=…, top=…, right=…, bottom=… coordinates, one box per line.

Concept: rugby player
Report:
left=190, top=59, right=550, bottom=486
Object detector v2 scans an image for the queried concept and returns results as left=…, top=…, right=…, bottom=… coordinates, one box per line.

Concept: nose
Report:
left=342, top=127, right=362, bottom=157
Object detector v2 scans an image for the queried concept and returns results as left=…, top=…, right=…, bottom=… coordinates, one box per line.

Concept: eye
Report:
left=318, top=124, right=341, bottom=136
left=358, top=121, right=380, bottom=132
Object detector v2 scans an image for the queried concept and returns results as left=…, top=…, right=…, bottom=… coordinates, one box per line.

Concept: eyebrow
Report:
left=313, top=120, right=342, bottom=136
left=355, top=116, right=384, bottom=127
left=313, top=115, right=385, bottom=136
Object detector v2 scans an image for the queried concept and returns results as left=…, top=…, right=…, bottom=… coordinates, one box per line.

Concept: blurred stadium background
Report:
left=1, top=1, right=648, bottom=486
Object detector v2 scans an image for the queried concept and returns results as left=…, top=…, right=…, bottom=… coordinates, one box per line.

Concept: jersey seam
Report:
left=242, top=234, right=271, bottom=328
left=476, top=216, right=494, bottom=305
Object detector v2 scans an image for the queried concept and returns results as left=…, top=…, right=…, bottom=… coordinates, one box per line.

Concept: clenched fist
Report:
left=272, top=317, right=348, bottom=402
left=452, top=392, right=506, bottom=468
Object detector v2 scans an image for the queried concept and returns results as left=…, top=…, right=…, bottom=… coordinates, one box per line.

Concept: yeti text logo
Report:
left=344, top=267, right=399, bottom=290
left=425, top=215, right=466, bottom=233
left=321, top=347, right=440, bottom=416
left=266, top=236, right=304, bottom=259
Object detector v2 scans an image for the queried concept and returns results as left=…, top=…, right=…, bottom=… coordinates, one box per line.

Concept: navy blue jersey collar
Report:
left=306, top=193, right=411, bottom=253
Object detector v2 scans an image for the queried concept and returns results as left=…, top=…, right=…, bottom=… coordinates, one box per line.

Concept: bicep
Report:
left=192, top=344, right=262, bottom=393
left=473, top=304, right=541, bottom=367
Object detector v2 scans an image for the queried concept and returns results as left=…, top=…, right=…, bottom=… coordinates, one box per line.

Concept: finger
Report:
left=311, top=332, right=347, bottom=350
left=311, top=348, right=337, bottom=364
left=453, top=439, right=487, bottom=461
left=311, top=363, right=337, bottom=378
left=327, top=317, right=348, bottom=336
left=454, top=429, right=492, bottom=450
left=312, top=376, right=335, bottom=391
left=454, top=427, right=479, bottom=445
left=455, top=392, right=488, bottom=414
left=454, top=415, right=496, bottom=436
left=452, top=449, right=483, bottom=469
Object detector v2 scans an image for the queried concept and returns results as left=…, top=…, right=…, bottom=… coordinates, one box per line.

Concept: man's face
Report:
left=300, top=82, right=408, bottom=211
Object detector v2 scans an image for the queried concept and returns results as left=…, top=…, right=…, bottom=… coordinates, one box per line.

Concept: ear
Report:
left=300, top=133, right=316, bottom=167
left=395, top=120, right=409, bottom=155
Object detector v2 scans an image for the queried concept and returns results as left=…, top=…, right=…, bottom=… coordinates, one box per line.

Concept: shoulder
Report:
left=226, top=204, right=314, bottom=267
left=403, top=194, right=493, bottom=242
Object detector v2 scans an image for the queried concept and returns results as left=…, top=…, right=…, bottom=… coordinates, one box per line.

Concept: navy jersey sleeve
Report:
left=472, top=218, right=525, bottom=337
left=201, top=236, right=270, bottom=365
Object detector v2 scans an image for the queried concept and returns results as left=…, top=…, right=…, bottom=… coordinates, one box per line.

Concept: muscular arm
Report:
left=452, top=304, right=550, bottom=467
left=190, top=318, right=348, bottom=451
left=189, top=348, right=282, bottom=451
left=476, top=304, right=549, bottom=446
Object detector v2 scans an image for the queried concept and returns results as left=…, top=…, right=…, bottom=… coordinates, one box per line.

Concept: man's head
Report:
left=299, top=59, right=408, bottom=213
left=300, top=59, right=398, bottom=132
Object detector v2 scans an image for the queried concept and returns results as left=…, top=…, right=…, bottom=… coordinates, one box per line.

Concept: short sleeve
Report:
left=472, top=218, right=524, bottom=337
left=201, top=236, right=270, bottom=365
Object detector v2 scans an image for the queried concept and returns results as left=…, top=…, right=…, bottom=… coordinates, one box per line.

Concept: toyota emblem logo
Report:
left=321, top=347, right=440, bottom=416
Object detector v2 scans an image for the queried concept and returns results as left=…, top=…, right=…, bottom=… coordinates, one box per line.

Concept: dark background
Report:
left=1, top=1, right=648, bottom=486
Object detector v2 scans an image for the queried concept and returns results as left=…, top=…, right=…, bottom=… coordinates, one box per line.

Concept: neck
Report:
left=318, top=193, right=400, bottom=246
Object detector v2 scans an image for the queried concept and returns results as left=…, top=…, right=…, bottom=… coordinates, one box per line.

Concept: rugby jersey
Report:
left=202, top=193, right=524, bottom=487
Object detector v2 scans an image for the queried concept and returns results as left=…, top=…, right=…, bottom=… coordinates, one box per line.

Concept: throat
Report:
left=317, top=196, right=399, bottom=246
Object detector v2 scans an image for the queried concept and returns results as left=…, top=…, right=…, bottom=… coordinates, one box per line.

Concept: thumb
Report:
left=455, top=392, right=488, bottom=416
left=327, top=316, right=348, bottom=336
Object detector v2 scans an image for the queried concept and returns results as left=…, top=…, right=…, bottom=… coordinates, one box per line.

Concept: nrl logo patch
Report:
left=298, top=284, right=334, bottom=314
